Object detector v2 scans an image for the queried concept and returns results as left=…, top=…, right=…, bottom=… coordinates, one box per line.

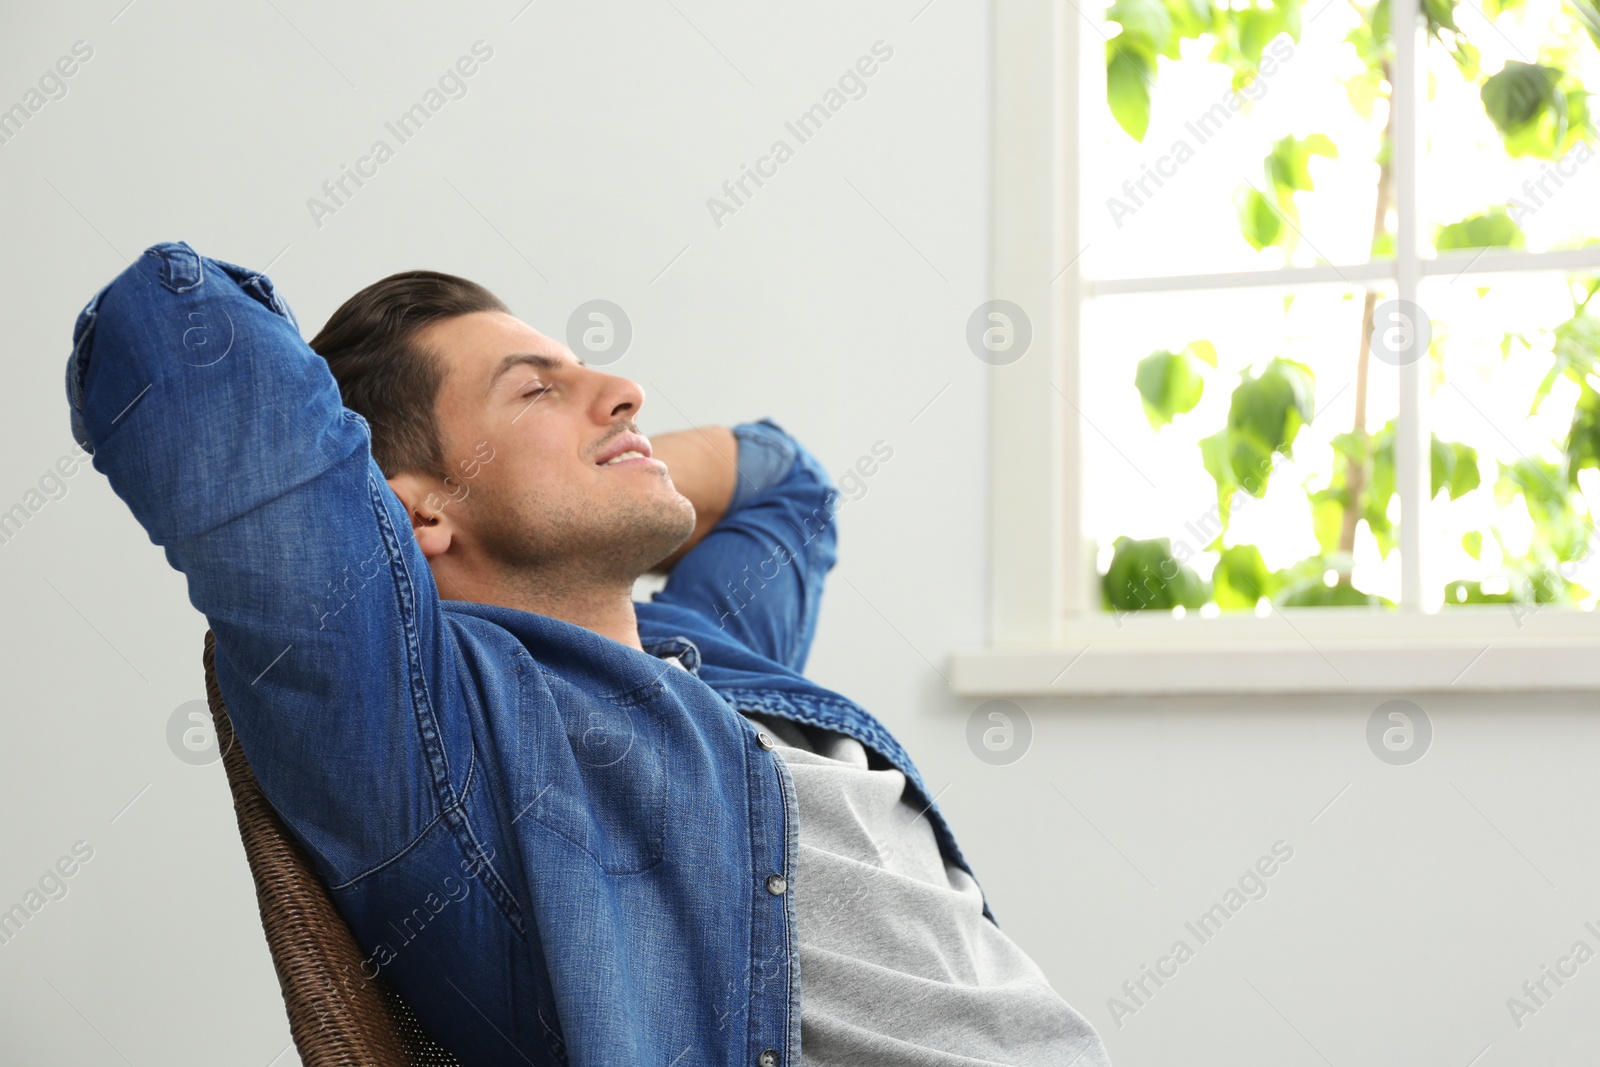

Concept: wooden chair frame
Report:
left=203, top=630, right=464, bottom=1066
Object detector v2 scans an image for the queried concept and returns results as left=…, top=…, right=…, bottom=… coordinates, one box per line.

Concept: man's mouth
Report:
left=594, top=432, right=665, bottom=470
left=601, top=450, right=661, bottom=468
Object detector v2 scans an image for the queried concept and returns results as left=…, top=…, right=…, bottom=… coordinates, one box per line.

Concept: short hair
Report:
left=309, top=270, right=509, bottom=480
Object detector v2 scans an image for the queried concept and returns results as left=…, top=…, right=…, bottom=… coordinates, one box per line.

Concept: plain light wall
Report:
left=2, top=2, right=1597, bottom=1065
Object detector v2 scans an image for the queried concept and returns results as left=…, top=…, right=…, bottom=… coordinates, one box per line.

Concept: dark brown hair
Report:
left=309, top=270, right=509, bottom=480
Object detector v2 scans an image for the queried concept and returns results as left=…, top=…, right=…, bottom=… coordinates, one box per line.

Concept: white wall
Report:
left=2, top=2, right=1596, bottom=1065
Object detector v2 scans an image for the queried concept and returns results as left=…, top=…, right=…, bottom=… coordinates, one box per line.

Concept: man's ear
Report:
left=387, top=471, right=455, bottom=560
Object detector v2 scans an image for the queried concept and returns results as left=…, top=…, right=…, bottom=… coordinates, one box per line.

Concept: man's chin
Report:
left=636, top=499, right=700, bottom=574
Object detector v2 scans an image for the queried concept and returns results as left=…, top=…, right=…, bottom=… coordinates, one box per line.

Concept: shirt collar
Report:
left=640, top=634, right=703, bottom=676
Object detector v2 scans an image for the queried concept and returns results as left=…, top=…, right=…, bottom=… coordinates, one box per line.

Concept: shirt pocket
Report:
left=516, top=654, right=668, bottom=875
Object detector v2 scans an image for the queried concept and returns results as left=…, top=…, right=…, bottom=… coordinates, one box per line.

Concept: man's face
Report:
left=403, top=310, right=696, bottom=584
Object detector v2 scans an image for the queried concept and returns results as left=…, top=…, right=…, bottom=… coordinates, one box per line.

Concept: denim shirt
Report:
left=65, top=241, right=994, bottom=1067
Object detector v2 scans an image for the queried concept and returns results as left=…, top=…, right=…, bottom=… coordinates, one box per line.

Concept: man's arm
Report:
left=67, top=243, right=466, bottom=888
left=646, top=425, right=738, bottom=575
left=647, top=418, right=841, bottom=673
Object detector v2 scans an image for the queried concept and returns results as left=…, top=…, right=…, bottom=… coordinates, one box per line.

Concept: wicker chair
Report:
left=203, top=629, right=465, bottom=1066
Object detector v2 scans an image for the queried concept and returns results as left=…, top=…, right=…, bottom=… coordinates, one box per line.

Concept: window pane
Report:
left=1423, top=0, right=1600, bottom=257
left=1083, top=283, right=1401, bottom=613
left=1421, top=271, right=1600, bottom=611
left=1086, top=0, right=1393, bottom=280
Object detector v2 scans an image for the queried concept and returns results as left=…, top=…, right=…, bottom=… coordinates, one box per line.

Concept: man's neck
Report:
left=433, top=563, right=645, bottom=651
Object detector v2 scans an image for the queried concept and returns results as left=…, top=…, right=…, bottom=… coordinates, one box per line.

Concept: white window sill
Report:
left=946, top=606, right=1600, bottom=695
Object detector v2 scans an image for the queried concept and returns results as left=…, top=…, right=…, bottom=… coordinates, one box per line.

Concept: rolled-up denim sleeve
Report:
left=650, top=417, right=840, bottom=673
left=66, top=242, right=463, bottom=888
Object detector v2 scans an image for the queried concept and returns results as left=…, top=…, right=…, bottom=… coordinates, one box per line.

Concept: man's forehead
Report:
left=422, top=311, right=584, bottom=389
left=423, top=309, right=559, bottom=357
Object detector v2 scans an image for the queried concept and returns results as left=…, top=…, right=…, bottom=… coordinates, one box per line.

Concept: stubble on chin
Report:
left=478, top=477, right=695, bottom=580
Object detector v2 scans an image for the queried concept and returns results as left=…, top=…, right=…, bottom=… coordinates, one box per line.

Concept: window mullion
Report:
left=1393, top=0, right=1430, bottom=612
left=1087, top=247, right=1600, bottom=298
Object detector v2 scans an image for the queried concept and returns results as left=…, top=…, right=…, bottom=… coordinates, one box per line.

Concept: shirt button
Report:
left=756, top=731, right=776, bottom=750
left=759, top=1050, right=779, bottom=1067
left=765, top=873, right=787, bottom=895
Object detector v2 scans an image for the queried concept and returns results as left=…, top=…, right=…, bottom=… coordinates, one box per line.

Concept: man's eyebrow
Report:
left=484, top=352, right=587, bottom=398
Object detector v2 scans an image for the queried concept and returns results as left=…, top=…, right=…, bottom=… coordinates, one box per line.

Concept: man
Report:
left=66, top=241, right=1111, bottom=1066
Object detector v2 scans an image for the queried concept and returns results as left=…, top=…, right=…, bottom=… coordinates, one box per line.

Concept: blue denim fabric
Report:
left=66, top=241, right=994, bottom=1067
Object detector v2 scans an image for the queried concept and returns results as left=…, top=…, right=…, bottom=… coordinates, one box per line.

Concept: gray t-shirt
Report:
left=661, top=655, right=1111, bottom=1065
left=738, top=709, right=1112, bottom=1066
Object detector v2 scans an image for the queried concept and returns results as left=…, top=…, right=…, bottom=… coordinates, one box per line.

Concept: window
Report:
left=949, top=0, right=1600, bottom=694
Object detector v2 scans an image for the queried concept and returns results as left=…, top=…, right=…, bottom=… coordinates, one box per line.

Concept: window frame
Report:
left=948, top=0, right=1600, bottom=696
